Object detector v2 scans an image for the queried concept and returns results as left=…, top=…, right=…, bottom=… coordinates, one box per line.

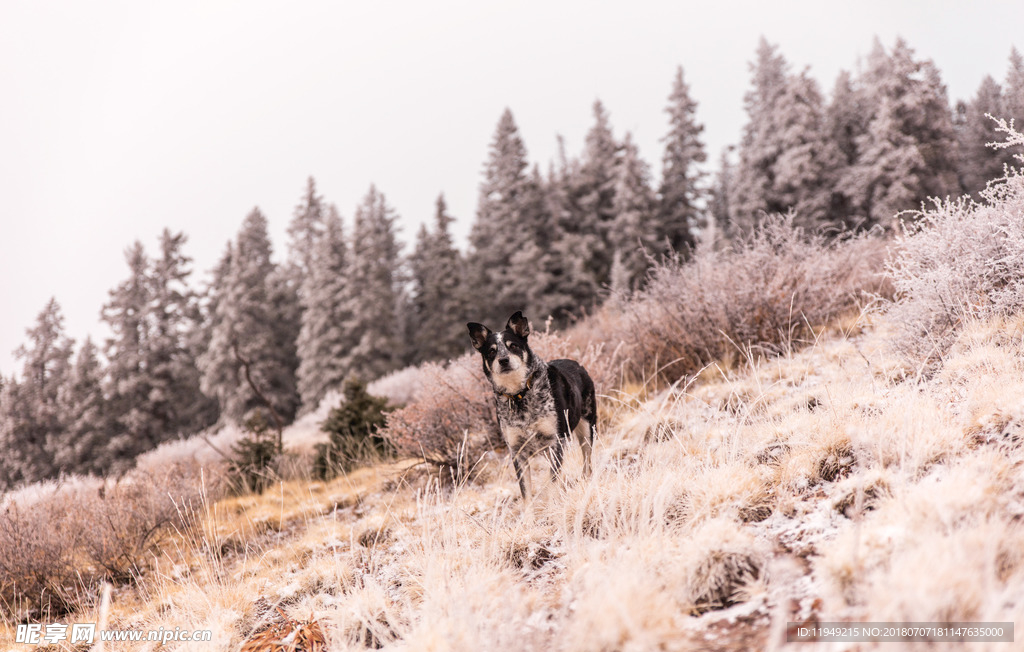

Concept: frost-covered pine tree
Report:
left=573, top=100, right=622, bottom=287
left=728, top=37, right=790, bottom=235
left=842, top=38, right=961, bottom=227
left=611, top=133, right=659, bottom=291
left=200, top=208, right=299, bottom=423
left=274, top=178, right=327, bottom=411
left=408, top=195, right=468, bottom=365
left=342, top=186, right=403, bottom=381
left=771, top=70, right=844, bottom=230
left=845, top=97, right=926, bottom=227
left=198, top=242, right=237, bottom=416
left=102, top=242, right=160, bottom=465
left=656, top=65, right=706, bottom=255
left=287, top=176, right=327, bottom=282
left=99, top=233, right=213, bottom=468
left=824, top=70, right=871, bottom=228
left=730, top=40, right=842, bottom=234
left=533, top=161, right=599, bottom=325
left=957, top=75, right=1006, bottom=196
left=707, top=148, right=735, bottom=248
left=55, top=337, right=110, bottom=474
left=0, top=298, right=73, bottom=486
left=265, top=265, right=302, bottom=422
left=148, top=229, right=217, bottom=437
left=297, top=205, right=352, bottom=410
left=468, top=109, right=537, bottom=326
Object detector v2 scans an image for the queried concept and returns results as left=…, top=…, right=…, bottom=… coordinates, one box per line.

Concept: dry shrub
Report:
left=0, top=463, right=211, bottom=619
left=80, top=464, right=206, bottom=580
left=381, top=330, right=616, bottom=479
left=381, top=354, right=497, bottom=477
left=617, top=215, right=887, bottom=383
left=0, top=498, right=84, bottom=619
left=886, top=146, right=1024, bottom=366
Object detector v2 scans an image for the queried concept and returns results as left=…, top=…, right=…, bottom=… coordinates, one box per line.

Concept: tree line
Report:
left=1, top=36, right=1021, bottom=488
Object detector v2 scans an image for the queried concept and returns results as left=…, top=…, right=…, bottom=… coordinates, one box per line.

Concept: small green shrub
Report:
left=314, top=379, right=393, bottom=478
left=227, top=410, right=280, bottom=494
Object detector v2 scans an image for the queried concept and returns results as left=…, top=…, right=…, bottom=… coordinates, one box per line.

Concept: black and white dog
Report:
left=468, top=311, right=597, bottom=499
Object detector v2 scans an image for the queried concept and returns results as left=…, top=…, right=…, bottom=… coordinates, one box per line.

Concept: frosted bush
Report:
left=886, top=120, right=1024, bottom=365
left=367, top=365, right=428, bottom=406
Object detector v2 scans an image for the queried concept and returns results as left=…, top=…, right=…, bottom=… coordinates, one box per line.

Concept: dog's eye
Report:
left=490, top=345, right=497, bottom=352
left=508, top=343, right=519, bottom=352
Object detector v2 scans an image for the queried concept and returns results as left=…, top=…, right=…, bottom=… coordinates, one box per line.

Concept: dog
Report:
left=467, top=311, right=597, bottom=499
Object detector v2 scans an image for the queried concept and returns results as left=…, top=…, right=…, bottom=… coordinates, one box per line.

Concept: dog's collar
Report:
left=498, top=369, right=539, bottom=402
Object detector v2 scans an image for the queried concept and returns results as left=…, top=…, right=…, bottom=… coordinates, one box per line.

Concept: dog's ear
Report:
left=467, top=323, right=491, bottom=351
left=506, top=311, right=530, bottom=339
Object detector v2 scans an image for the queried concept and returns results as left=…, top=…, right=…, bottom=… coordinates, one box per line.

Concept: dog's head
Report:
left=467, top=311, right=533, bottom=394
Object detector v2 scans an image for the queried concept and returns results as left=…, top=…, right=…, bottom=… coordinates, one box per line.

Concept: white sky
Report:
left=2, top=0, right=1022, bottom=376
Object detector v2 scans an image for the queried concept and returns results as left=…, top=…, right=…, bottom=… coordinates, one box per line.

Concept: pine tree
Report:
left=102, top=242, right=158, bottom=466
left=573, top=100, right=622, bottom=287
left=1004, top=47, right=1024, bottom=126
left=842, top=38, right=961, bottom=227
left=0, top=298, right=73, bottom=485
left=846, top=97, right=927, bottom=227
left=265, top=265, right=302, bottom=422
left=200, top=208, right=298, bottom=423
left=656, top=65, right=706, bottom=255
left=55, top=338, right=110, bottom=474
left=824, top=70, right=871, bottom=228
left=728, top=37, right=790, bottom=235
left=190, top=241, right=232, bottom=413
left=729, top=40, right=843, bottom=234
left=707, top=147, right=735, bottom=247
left=771, top=70, right=844, bottom=230
left=287, top=176, right=327, bottom=281
left=468, top=109, right=537, bottom=326
left=297, top=205, right=353, bottom=409
left=408, top=195, right=468, bottom=365
left=611, top=133, right=659, bottom=290
left=532, top=161, right=599, bottom=325
left=149, top=230, right=217, bottom=437
left=958, top=75, right=1006, bottom=196
left=343, top=186, right=403, bottom=381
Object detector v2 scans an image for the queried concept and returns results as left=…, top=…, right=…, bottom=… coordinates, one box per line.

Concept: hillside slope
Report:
left=85, top=311, right=1024, bottom=651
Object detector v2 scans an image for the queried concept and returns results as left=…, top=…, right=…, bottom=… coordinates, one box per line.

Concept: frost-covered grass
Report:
left=25, top=310, right=1019, bottom=651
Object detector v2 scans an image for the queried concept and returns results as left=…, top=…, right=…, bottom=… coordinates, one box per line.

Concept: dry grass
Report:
left=8, top=308, right=1020, bottom=650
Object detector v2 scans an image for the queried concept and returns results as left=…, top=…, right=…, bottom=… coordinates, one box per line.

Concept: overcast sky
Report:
left=2, top=0, right=1022, bottom=376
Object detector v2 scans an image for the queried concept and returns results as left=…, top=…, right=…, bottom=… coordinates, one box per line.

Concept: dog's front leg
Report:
left=548, top=438, right=565, bottom=481
left=512, top=455, right=532, bottom=500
